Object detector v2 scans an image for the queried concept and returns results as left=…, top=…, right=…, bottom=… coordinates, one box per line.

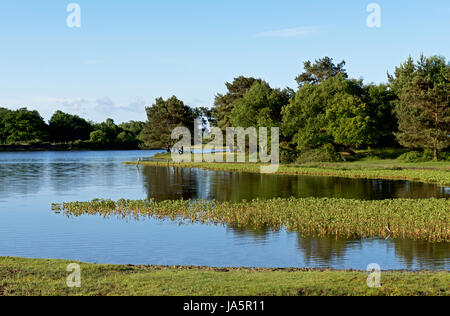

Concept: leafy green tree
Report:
left=296, top=57, right=347, bottom=87
left=89, top=130, right=108, bottom=144
left=119, top=121, right=145, bottom=139
left=94, top=118, right=121, bottom=143
left=363, top=83, right=398, bottom=146
left=282, top=75, right=370, bottom=151
left=230, top=81, right=290, bottom=128
left=0, top=107, right=12, bottom=143
left=49, top=110, right=93, bottom=143
left=1, top=108, right=48, bottom=144
left=389, top=55, right=450, bottom=159
left=116, top=131, right=136, bottom=145
left=142, top=96, right=196, bottom=151
left=211, top=76, right=262, bottom=130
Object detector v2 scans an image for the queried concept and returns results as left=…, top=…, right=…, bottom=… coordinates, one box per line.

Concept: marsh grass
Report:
left=54, top=197, right=450, bottom=242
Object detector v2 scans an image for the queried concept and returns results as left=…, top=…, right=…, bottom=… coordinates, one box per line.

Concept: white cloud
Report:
left=0, top=95, right=147, bottom=123
left=255, top=26, right=320, bottom=38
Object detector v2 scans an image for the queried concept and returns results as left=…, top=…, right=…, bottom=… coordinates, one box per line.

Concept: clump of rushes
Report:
left=55, top=198, right=450, bottom=242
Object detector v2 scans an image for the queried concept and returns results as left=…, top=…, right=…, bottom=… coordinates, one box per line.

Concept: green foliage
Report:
left=295, top=144, right=342, bottom=163
left=2, top=257, right=448, bottom=296
left=295, top=56, right=347, bottom=87
left=363, top=84, right=398, bottom=146
left=211, top=76, right=263, bottom=130
left=0, top=107, right=12, bottom=143
left=118, top=121, right=145, bottom=140
left=363, top=148, right=406, bottom=160
left=280, top=142, right=299, bottom=163
left=282, top=75, right=371, bottom=151
left=389, top=55, right=450, bottom=159
left=230, top=81, right=290, bottom=128
left=397, top=150, right=450, bottom=162
left=141, top=96, right=197, bottom=151
left=49, top=110, right=93, bottom=143
left=0, top=106, right=148, bottom=149
left=93, top=118, right=121, bottom=143
left=58, top=197, right=450, bottom=242
left=89, top=130, right=108, bottom=144
left=1, top=108, right=48, bottom=144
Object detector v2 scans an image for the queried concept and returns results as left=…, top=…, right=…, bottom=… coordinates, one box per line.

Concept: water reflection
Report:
left=140, top=166, right=449, bottom=201
left=391, top=239, right=449, bottom=270
left=227, top=226, right=449, bottom=270
left=0, top=163, right=46, bottom=198
left=0, top=151, right=448, bottom=270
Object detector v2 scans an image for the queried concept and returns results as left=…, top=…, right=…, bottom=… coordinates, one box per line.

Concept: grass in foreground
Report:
left=0, top=257, right=448, bottom=296
left=54, top=198, right=450, bottom=242
left=126, top=154, right=450, bottom=186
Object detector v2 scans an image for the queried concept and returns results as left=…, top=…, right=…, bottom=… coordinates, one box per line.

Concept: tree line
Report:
left=0, top=109, right=145, bottom=149
left=142, top=55, right=449, bottom=161
left=1, top=54, right=448, bottom=159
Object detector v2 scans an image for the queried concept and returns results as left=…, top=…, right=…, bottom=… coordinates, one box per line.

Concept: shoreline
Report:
left=1, top=257, right=448, bottom=273
left=125, top=160, right=450, bottom=186
left=1, top=257, right=448, bottom=296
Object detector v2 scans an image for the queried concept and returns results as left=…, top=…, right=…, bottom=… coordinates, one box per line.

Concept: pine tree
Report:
left=141, top=96, right=196, bottom=151
left=389, top=55, right=450, bottom=159
left=211, top=76, right=262, bottom=131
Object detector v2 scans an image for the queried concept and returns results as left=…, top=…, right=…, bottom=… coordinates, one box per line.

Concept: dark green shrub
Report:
left=296, top=144, right=342, bottom=163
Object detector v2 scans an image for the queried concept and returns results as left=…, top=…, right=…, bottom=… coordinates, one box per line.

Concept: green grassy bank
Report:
left=125, top=154, right=450, bottom=186
left=0, top=257, right=448, bottom=296
left=54, top=197, right=450, bottom=242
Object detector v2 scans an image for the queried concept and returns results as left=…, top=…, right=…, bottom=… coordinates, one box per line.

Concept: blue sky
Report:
left=0, top=0, right=449, bottom=123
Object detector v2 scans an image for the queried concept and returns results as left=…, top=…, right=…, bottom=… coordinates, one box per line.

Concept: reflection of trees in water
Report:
left=142, top=166, right=201, bottom=201
left=49, top=162, right=117, bottom=193
left=390, top=239, right=449, bottom=270
left=225, top=225, right=449, bottom=269
left=295, top=234, right=361, bottom=266
left=0, top=163, right=45, bottom=197
left=392, top=183, right=447, bottom=199
left=206, top=173, right=447, bottom=201
left=226, top=225, right=274, bottom=244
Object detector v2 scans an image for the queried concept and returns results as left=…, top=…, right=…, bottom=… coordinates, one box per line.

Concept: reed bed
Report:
left=124, top=161, right=450, bottom=186
left=53, top=198, right=450, bottom=242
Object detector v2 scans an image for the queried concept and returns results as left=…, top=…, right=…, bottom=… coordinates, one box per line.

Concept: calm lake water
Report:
left=0, top=150, right=448, bottom=270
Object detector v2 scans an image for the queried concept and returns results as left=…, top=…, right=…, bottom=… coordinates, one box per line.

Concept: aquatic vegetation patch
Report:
left=53, top=198, right=450, bottom=242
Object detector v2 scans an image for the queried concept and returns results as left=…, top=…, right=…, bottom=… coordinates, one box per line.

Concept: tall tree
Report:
left=0, top=107, right=12, bottom=143
left=231, top=81, right=290, bottom=128
left=142, top=96, right=196, bottom=151
left=296, top=57, right=347, bottom=87
left=49, top=110, right=93, bottom=143
left=282, top=75, right=370, bottom=151
left=211, top=76, right=262, bottom=130
left=363, top=83, right=398, bottom=146
left=1, top=108, right=48, bottom=144
left=389, top=55, right=450, bottom=159
left=94, top=118, right=121, bottom=143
